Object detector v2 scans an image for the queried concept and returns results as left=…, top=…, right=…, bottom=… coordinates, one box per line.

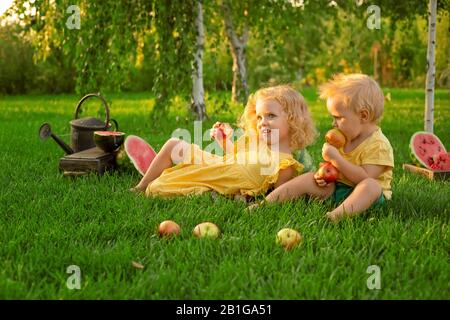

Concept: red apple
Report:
left=220, top=123, right=233, bottom=137
left=325, top=128, right=346, bottom=149
left=217, top=128, right=226, bottom=140
left=158, top=220, right=181, bottom=237
left=212, top=122, right=233, bottom=140
left=193, top=222, right=220, bottom=239
left=276, top=228, right=302, bottom=250
left=316, top=162, right=339, bottom=183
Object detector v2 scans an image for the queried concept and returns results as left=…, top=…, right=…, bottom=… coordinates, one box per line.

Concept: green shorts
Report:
left=332, top=182, right=385, bottom=209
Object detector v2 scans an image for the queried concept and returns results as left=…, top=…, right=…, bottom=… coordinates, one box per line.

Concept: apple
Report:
left=219, top=123, right=233, bottom=139
left=212, top=122, right=233, bottom=140
left=316, top=162, right=339, bottom=183
left=193, top=222, right=220, bottom=239
left=325, top=128, right=346, bottom=149
left=276, top=228, right=302, bottom=250
left=158, top=220, right=181, bottom=237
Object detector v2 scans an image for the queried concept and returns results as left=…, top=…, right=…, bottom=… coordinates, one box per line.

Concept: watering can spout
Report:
left=39, top=123, right=74, bottom=155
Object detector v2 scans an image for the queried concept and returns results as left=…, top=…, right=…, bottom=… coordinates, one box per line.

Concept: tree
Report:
left=191, top=0, right=207, bottom=120
left=221, top=0, right=249, bottom=104
left=8, top=0, right=153, bottom=94
left=425, top=0, right=437, bottom=133
left=352, top=0, right=450, bottom=132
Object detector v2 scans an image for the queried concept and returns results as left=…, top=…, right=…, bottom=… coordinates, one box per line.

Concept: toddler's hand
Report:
left=210, top=122, right=233, bottom=141
left=313, top=172, right=328, bottom=187
left=322, top=143, right=340, bottom=162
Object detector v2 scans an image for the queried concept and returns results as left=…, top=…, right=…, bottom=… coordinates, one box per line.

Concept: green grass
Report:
left=0, top=89, right=449, bottom=299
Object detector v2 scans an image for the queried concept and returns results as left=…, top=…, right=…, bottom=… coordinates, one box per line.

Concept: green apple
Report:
left=193, top=222, right=220, bottom=239
left=158, top=220, right=181, bottom=237
left=276, top=228, right=302, bottom=250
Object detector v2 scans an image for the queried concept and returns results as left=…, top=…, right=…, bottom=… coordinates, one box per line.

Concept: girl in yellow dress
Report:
left=131, top=85, right=317, bottom=198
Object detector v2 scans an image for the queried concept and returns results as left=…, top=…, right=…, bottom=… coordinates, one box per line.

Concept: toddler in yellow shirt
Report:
left=258, top=74, right=394, bottom=222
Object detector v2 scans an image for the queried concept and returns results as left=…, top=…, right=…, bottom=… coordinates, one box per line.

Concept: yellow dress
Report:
left=146, top=138, right=303, bottom=198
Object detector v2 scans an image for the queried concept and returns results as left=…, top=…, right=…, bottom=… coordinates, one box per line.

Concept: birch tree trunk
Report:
left=222, top=0, right=249, bottom=104
left=424, top=0, right=437, bottom=133
left=191, top=0, right=207, bottom=120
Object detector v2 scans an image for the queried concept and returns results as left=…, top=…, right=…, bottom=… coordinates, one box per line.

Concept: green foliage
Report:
left=152, top=0, right=196, bottom=114
left=0, top=23, right=75, bottom=94
left=70, top=1, right=153, bottom=94
left=1, top=0, right=450, bottom=99
left=0, top=25, right=36, bottom=94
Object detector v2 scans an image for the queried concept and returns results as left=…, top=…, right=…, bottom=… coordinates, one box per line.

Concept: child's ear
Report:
left=360, top=108, right=370, bottom=122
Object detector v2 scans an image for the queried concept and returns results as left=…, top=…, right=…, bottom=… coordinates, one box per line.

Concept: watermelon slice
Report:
left=94, top=131, right=125, bottom=136
left=430, top=152, right=450, bottom=171
left=124, top=135, right=157, bottom=176
left=410, top=131, right=447, bottom=170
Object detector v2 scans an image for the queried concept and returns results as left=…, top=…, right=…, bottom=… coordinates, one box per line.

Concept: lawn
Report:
left=0, top=88, right=449, bottom=299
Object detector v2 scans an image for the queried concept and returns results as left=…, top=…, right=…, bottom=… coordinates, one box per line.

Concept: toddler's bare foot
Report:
left=246, top=200, right=264, bottom=212
left=326, top=211, right=343, bottom=223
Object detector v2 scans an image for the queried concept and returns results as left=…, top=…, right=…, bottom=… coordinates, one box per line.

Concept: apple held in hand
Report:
left=211, top=122, right=233, bottom=140
left=193, top=222, right=220, bottom=239
left=218, top=123, right=233, bottom=139
left=316, top=162, right=339, bottom=183
left=158, top=220, right=181, bottom=237
left=276, top=228, right=302, bottom=250
left=325, top=128, right=346, bottom=149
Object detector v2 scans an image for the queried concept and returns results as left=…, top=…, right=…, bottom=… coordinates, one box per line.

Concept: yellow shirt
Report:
left=337, top=127, right=394, bottom=200
left=146, top=136, right=303, bottom=198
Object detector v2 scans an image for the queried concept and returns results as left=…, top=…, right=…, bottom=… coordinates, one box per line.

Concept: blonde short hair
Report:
left=238, top=85, right=317, bottom=151
left=319, top=74, right=384, bottom=122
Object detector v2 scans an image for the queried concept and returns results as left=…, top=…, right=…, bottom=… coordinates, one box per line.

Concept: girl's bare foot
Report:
left=129, top=185, right=146, bottom=193
left=234, top=194, right=250, bottom=203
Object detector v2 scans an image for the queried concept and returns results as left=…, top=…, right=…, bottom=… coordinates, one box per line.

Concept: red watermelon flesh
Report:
left=124, top=135, right=157, bottom=176
left=430, top=152, right=450, bottom=171
left=410, top=132, right=447, bottom=169
left=95, top=131, right=125, bottom=136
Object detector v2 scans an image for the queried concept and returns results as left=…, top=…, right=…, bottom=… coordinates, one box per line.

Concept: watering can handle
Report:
left=74, top=93, right=110, bottom=129
left=110, top=118, right=119, bottom=131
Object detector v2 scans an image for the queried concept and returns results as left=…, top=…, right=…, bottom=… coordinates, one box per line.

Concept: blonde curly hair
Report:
left=238, top=85, right=317, bottom=151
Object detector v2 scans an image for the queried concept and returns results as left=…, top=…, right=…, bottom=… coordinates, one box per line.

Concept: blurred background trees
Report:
left=1, top=0, right=449, bottom=104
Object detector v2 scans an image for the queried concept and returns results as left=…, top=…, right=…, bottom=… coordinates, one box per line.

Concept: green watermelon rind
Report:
left=409, top=131, right=447, bottom=170
left=410, top=152, right=423, bottom=168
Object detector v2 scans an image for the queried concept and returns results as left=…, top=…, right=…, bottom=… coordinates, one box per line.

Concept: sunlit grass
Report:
left=0, top=89, right=449, bottom=299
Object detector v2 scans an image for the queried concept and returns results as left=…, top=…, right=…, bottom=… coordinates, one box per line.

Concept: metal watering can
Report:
left=39, top=93, right=118, bottom=154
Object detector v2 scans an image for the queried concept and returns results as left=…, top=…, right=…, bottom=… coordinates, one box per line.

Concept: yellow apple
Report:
left=193, top=222, right=220, bottom=239
left=276, top=228, right=302, bottom=250
left=325, top=128, right=346, bottom=149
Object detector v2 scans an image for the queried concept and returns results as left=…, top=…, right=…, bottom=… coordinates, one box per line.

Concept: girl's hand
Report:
left=210, top=122, right=233, bottom=141
left=322, top=143, right=340, bottom=162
